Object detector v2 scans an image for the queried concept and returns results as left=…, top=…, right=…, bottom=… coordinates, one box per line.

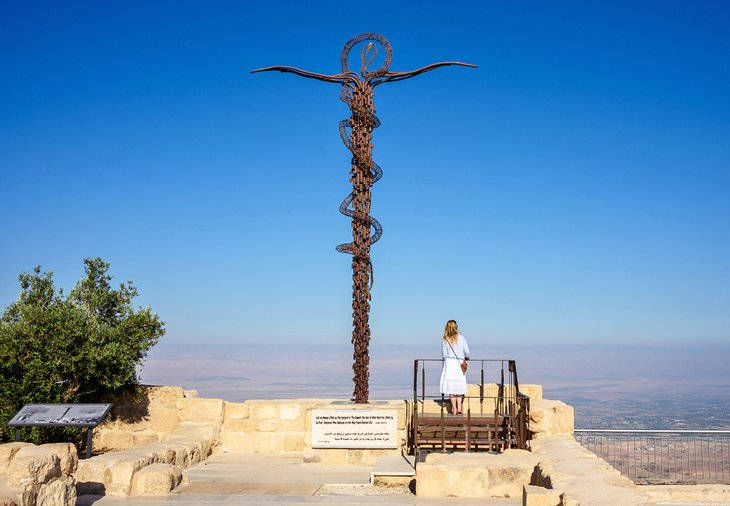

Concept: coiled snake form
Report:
left=253, top=33, right=475, bottom=403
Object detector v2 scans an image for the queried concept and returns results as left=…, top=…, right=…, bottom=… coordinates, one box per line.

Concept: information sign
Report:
left=311, top=409, right=398, bottom=449
left=7, top=403, right=113, bottom=459
left=8, top=404, right=112, bottom=427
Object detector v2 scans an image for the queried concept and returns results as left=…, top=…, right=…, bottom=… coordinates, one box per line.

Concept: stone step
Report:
left=370, top=455, right=415, bottom=487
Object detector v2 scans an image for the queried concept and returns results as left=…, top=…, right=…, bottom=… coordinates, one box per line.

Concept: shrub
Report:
left=0, top=258, right=165, bottom=444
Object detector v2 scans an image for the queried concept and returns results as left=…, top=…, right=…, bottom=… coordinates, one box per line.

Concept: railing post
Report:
left=480, top=363, right=484, bottom=415
left=412, top=360, right=419, bottom=461
left=422, top=365, right=426, bottom=403
left=440, top=402, right=446, bottom=453
left=413, top=360, right=418, bottom=404
left=466, top=408, right=471, bottom=452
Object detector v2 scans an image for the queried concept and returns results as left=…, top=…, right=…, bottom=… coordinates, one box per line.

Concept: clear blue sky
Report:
left=1, top=1, right=728, bottom=347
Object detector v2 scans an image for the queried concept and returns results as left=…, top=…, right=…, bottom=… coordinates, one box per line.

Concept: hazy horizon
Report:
left=140, top=341, right=730, bottom=430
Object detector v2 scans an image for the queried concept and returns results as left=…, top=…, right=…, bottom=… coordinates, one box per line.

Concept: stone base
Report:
left=531, top=437, right=654, bottom=506
left=641, top=484, right=730, bottom=504
left=523, top=484, right=561, bottom=506
left=130, top=464, right=183, bottom=496
left=417, top=450, right=537, bottom=497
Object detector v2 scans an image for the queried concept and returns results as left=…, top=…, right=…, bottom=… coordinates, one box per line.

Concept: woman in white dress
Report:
left=439, top=320, right=471, bottom=415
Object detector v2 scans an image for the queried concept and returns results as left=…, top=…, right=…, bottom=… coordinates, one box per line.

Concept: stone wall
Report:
left=221, top=399, right=408, bottom=465
left=93, top=388, right=408, bottom=466
left=93, top=386, right=196, bottom=451
left=94, top=383, right=571, bottom=462
left=0, top=443, right=77, bottom=506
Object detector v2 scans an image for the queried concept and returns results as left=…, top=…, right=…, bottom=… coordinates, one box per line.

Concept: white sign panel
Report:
left=311, top=409, right=398, bottom=449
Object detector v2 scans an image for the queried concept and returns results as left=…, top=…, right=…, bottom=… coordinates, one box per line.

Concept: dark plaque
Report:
left=7, top=403, right=112, bottom=458
left=8, top=403, right=112, bottom=427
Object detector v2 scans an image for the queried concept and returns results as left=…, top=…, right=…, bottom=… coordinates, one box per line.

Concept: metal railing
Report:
left=575, top=430, right=730, bottom=484
left=410, top=358, right=531, bottom=457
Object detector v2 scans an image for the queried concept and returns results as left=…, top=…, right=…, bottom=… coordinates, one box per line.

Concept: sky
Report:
left=1, top=1, right=729, bottom=349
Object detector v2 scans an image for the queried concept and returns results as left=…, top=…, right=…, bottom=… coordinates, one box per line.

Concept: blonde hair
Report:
left=443, top=320, right=459, bottom=344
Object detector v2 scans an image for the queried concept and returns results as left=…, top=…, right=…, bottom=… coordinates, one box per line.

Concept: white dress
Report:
left=439, top=334, right=471, bottom=395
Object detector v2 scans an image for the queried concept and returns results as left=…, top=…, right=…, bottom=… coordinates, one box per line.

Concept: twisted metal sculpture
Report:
left=253, top=33, right=475, bottom=403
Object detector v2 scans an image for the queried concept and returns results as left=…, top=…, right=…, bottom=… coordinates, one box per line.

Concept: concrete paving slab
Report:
left=371, top=455, right=416, bottom=477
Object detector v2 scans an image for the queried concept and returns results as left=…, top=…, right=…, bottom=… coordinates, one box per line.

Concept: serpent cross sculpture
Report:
left=253, top=33, right=475, bottom=403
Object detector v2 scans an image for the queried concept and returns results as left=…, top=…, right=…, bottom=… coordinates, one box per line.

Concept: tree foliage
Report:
left=0, top=258, right=165, bottom=443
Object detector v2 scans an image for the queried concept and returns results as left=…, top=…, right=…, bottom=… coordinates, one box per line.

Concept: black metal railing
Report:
left=575, top=429, right=730, bottom=484
left=410, top=358, right=530, bottom=459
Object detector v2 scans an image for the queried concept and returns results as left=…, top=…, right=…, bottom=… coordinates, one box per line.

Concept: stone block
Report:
left=348, top=449, right=395, bottom=466
left=103, top=453, right=154, bottom=496
left=6, top=446, right=61, bottom=488
left=0, top=489, right=18, bottom=506
left=521, top=384, right=543, bottom=401
left=221, top=431, right=251, bottom=453
left=397, top=408, right=406, bottom=430
left=530, top=400, right=574, bottom=439
left=177, top=398, right=225, bottom=424
left=165, top=424, right=219, bottom=457
left=0, top=443, right=33, bottom=475
left=35, top=476, right=76, bottom=506
left=150, top=386, right=186, bottom=408
left=279, top=404, right=301, bottom=420
left=283, top=433, right=305, bottom=452
left=251, top=433, right=280, bottom=453
left=130, top=463, right=182, bottom=496
left=75, top=455, right=111, bottom=495
left=466, top=383, right=500, bottom=399
left=130, top=444, right=175, bottom=465
left=148, top=404, right=179, bottom=433
left=278, top=404, right=306, bottom=431
left=132, top=431, right=160, bottom=447
left=255, top=419, right=278, bottom=432
left=223, top=401, right=249, bottom=420
left=417, top=462, right=488, bottom=497
left=523, top=484, right=561, bottom=506
left=250, top=403, right=278, bottom=420
left=172, top=422, right=220, bottom=444
left=165, top=444, right=189, bottom=468
left=314, top=449, right=347, bottom=464
left=40, top=443, right=78, bottom=475
left=223, top=418, right=250, bottom=433
left=303, top=449, right=322, bottom=463
left=170, top=439, right=203, bottom=466
left=418, top=451, right=537, bottom=498
left=94, top=428, right=134, bottom=451
left=641, top=484, right=730, bottom=504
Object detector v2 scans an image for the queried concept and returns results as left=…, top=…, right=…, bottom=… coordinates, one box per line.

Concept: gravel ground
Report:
left=316, top=484, right=414, bottom=496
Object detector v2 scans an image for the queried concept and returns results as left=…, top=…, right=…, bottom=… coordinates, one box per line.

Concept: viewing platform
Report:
left=2, top=358, right=728, bottom=505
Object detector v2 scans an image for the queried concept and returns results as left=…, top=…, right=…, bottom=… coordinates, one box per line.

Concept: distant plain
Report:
left=140, top=342, right=730, bottom=430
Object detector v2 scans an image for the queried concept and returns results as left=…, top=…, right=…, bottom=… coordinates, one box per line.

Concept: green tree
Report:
left=0, top=258, right=165, bottom=444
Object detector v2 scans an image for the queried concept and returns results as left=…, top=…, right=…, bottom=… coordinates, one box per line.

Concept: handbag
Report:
left=446, top=339, right=468, bottom=374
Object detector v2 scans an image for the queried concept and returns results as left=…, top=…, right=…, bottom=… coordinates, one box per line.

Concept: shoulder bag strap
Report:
left=445, top=338, right=463, bottom=361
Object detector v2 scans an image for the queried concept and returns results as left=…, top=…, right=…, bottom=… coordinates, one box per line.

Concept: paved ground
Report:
left=77, top=452, right=522, bottom=506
